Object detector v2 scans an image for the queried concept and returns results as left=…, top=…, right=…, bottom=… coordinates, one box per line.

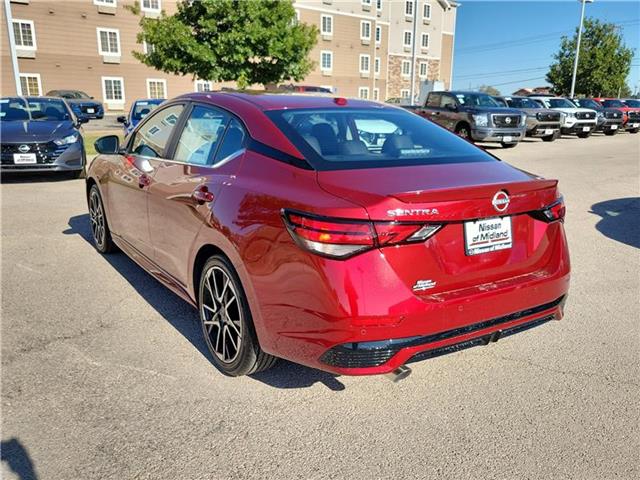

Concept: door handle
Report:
left=192, top=185, right=214, bottom=204
left=138, top=173, right=151, bottom=188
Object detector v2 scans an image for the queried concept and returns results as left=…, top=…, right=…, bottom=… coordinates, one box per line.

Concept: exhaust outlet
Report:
left=385, top=365, right=412, bottom=382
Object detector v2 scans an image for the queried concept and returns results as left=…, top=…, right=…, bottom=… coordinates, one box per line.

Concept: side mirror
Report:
left=445, top=103, right=458, bottom=112
left=116, top=115, right=127, bottom=124
left=77, top=117, right=89, bottom=125
left=94, top=135, right=120, bottom=155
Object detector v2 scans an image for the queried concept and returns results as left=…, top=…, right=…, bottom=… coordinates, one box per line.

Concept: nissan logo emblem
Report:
left=492, top=191, right=510, bottom=213
left=505, top=117, right=512, bottom=124
left=18, top=144, right=30, bottom=153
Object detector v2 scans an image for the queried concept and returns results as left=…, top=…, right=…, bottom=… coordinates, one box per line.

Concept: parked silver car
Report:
left=501, top=96, right=563, bottom=142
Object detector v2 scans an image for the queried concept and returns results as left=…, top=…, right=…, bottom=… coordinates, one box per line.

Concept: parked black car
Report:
left=46, top=90, right=104, bottom=120
left=0, top=96, right=87, bottom=177
left=572, top=98, right=624, bottom=136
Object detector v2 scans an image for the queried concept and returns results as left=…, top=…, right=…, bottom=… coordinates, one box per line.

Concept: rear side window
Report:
left=426, top=93, right=441, bottom=107
left=173, top=105, right=229, bottom=165
left=131, top=104, right=184, bottom=158
left=214, top=118, right=247, bottom=164
left=440, top=94, right=457, bottom=109
left=265, top=107, right=492, bottom=170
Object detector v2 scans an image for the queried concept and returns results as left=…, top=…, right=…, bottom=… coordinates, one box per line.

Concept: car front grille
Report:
left=319, top=296, right=565, bottom=369
left=604, top=111, right=622, bottom=119
left=1, top=142, right=68, bottom=165
left=492, top=114, right=521, bottom=128
left=576, top=111, right=596, bottom=120
left=627, top=111, right=640, bottom=120
left=536, top=112, right=561, bottom=122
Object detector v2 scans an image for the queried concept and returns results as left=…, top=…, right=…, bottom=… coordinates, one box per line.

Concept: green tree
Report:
left=477, top=85, right=500, bottom=96
left=131, top=0, right=317, bottom=88
left=546, top=18, right=634, bottom=97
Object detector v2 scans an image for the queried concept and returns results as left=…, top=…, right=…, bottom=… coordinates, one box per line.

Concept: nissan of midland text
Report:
left=86, top=93, right=570, bottom=378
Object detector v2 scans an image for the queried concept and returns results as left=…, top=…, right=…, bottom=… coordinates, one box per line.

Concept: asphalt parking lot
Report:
left=2, top=132, right=639, bottom=480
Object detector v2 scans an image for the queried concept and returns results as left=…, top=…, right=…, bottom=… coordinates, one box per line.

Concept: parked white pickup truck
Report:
left=529, top=96, right=597, bottom=138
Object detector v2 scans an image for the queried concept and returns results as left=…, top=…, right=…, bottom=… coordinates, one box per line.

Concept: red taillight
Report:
left=283, top=210, right=441, bottom=259
left=534, top=197, right=566, bottom=222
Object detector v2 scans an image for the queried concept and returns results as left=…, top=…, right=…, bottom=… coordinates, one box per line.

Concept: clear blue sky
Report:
left=452, top=0, right=640, bottom=95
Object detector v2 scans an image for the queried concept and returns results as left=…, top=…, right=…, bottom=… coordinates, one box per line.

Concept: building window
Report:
left=421, top=32, right=430, bottom=49
left=373, top=87, right=380, bottom=101
left=143, top=40, right=155, bottom=54
left=94, top=0, right=117, bottom=6
left=359, top=54, right=370, bottom=74
left=360, top=21, right=371, bottom=40
left=97, top=28, right=120, bottom=55
left=147, top=79, right=167, bottom=99
left=321, top=14, right=333, bottom=35
left=403, top=31, right=412, bottom=48
left=102, top=76, right=125, bottom=103
left=405, top=0, right=414, bottom=17
left=401, top=89, right=410, bottom=99
left=195, top=80, right=213, bottom=92
left=361, top=0, right=372, bottom=6
left=401, top=60, right=411, bottom=77
left=141, top=0, right=161, bottom=12
left=376, top=0, right=382, bottom=11
left=423, top=3, right=431, bottom=20
left=374, top=57, right=381, bottom=75
left=12, top=20, right=36, bottom=50
left=375, top=25, right=381, bottom=44
left=19, top=73, right=41, bottom=96
left=419, top=61, right=428, bottom=78
left=320, top=50, right=333, bottom=71
left=358, top=87, right=369, bottom=100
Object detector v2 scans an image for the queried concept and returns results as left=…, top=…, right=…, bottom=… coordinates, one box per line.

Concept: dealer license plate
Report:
left=582, top=126, right=590, bottom=132
left=464, top=217, right=512, bottom=256
left=87, top=108, right=95, bottom=113
left=632, top=123, right=639, bottom=128
left=544, top=129, right=553, bottom=135
left=611, top=125, right=618, bottom=130
left=13, top=153, right=37, bottom=164
left=502, top=136, right=512, bottom=143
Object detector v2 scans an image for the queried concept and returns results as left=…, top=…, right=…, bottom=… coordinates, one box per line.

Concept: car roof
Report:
left=175, top=91, right=387, bottom=111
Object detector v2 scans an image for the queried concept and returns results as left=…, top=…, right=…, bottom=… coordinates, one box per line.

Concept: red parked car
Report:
left=87, top=93, right=570, bottom=378
left=593, top=98, right=640, bottom=133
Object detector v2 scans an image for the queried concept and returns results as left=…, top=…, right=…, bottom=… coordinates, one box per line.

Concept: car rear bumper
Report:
left=471, top=127, right=525, bottom=143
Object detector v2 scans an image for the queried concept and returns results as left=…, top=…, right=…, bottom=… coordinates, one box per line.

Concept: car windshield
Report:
left=548, top=98, right=577, bottom=108
left=454, top=93, right=500, bottom=107
left=506, top=98, right=541, bottom=109
left=577, top=99, right=602, bottom=110
left=59, top=91, right=90, bottom=99
left=265, top=107, right=492, bottom=170
left=132, top=101, right=162, bottom=120
left=602, top=100, right=625, bottom=108
left=623, top=99, right=640, bottom=108
left=0, top=97, right=71, bottom=122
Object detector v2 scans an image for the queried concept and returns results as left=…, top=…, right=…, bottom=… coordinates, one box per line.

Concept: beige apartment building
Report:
left=1, top=0, right=457, bottom=112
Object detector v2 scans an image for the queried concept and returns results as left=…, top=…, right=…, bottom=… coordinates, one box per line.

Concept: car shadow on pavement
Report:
left=64, top=214, right=346, bottom=391
left=1, top=438, right=39, bottom=480
left=589, top=197, right=640, bottom=249
left=0, top=173, right=79, bottom=183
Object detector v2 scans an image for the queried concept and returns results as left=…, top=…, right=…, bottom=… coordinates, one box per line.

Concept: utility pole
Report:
left=570, top=0, right=594, bottom=98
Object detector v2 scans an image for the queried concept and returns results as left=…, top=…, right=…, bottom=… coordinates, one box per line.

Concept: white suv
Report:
left=529, top=96, right=597, bottom=138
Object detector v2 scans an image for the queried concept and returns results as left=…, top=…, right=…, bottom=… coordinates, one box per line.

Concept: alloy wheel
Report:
left=201, top=266, right=243, bottom=363
left=89, top=190, right=105, bottom=249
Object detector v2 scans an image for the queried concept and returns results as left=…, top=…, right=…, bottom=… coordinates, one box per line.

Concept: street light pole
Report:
left=570, top=0, right=593, bottom=98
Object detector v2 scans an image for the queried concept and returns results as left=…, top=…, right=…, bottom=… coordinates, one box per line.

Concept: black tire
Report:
left=577, top=132, right=591, bottom=138
left=88, top=185, right=116, bottom=253
left=542, top=133, right=557, bottom=142
left=629, top=128, right=639, bottom=134
left=501, top=142, right=518, bottom=148
left=455, top=124, right=473, bottom=143
left=604, top=129, right=617, bottom=136
left=198, top=255, right=277, bottom=376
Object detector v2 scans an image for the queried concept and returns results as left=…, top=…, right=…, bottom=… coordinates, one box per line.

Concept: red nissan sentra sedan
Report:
left=87, top=93, right=570, bottom=378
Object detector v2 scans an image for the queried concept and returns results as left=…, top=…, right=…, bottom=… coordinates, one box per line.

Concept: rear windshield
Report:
left=132, top=101, right=162, bottom=120
left=265, top=107, right=493, bottom=170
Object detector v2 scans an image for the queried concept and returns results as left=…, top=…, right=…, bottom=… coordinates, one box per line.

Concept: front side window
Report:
left=97, top=28, right=120, bottom=55
left=173, top=105, right=228, bottom=165
left=265, top=107, right=491, bottom=170
left=19, top=74, right=41, bottom=96
left=13, top=20, right=36, bottom=49
left=131, top=104, right=184, bottom=158
left=102, top=77, right=125, bottom=102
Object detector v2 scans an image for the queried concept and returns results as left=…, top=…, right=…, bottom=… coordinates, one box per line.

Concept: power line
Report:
left=469, top=76, right=547, bottom=90
left=456, top=66, right=548, bottom=79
